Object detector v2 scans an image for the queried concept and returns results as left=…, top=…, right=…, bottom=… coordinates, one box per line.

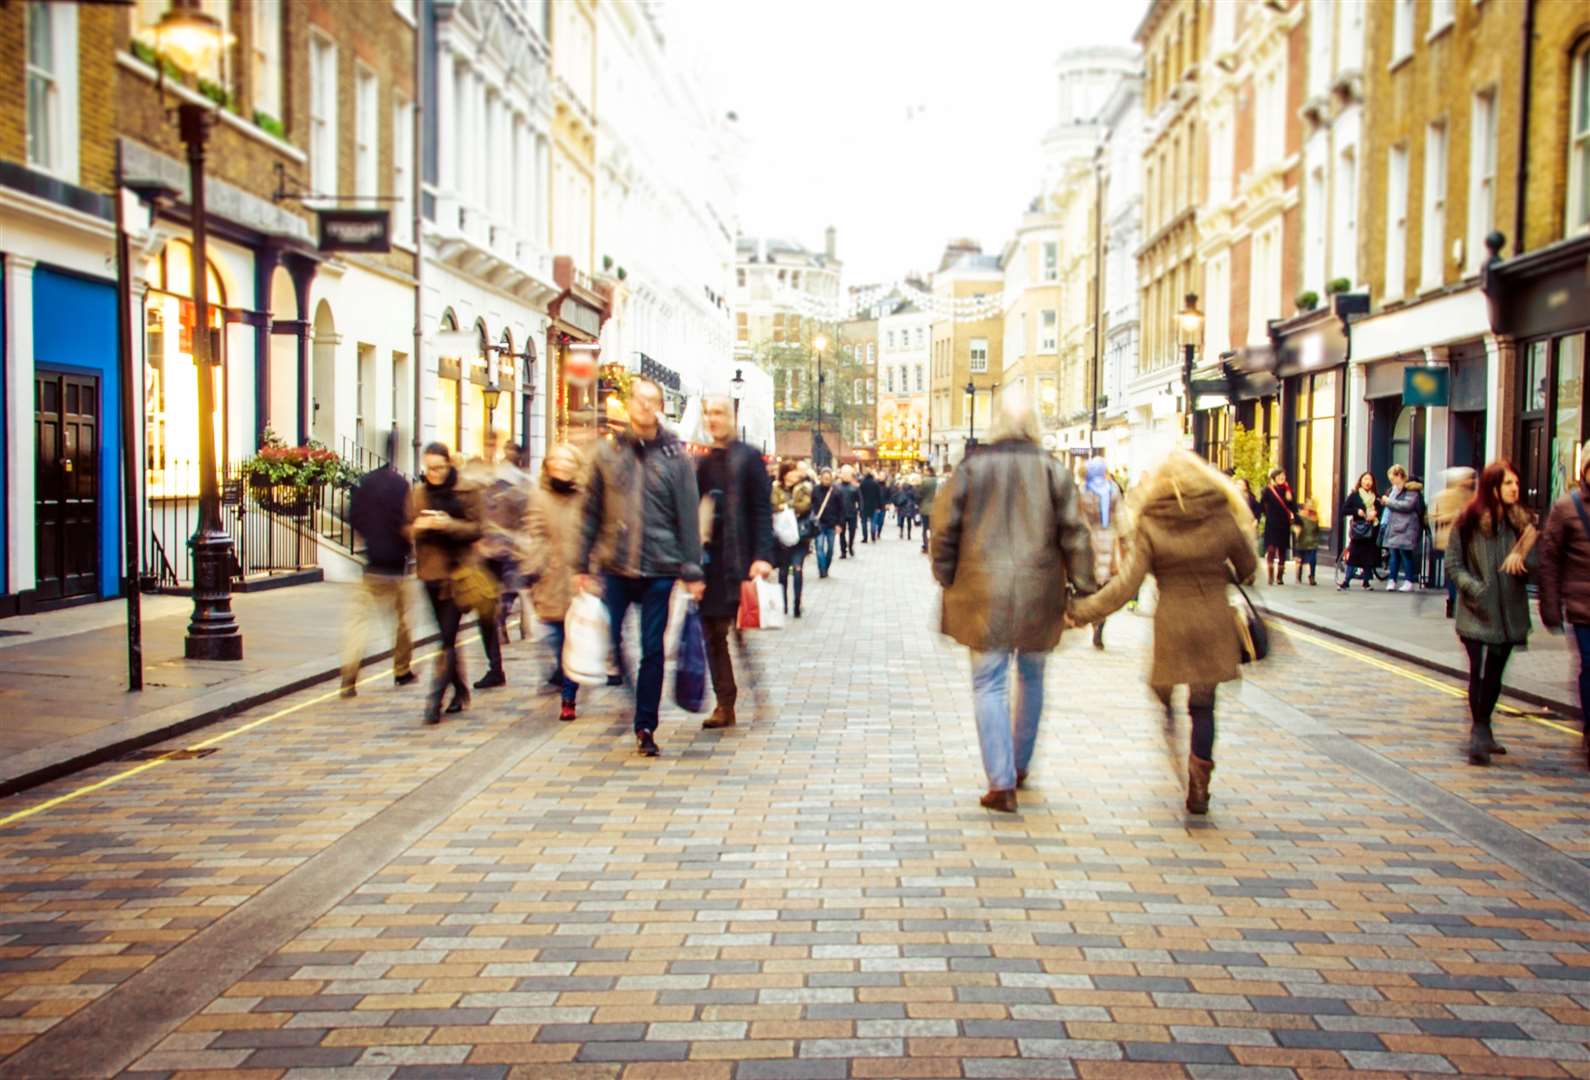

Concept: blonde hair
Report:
left=990, top=388, right=1040, bottom=444
left=1130, top=449, right=1256, bottom=531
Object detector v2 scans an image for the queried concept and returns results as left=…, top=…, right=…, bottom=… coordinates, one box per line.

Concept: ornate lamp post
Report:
left=812, top=333, right=828, bottom=467
left=1178, top=292, right=1204, bottom=440
left=964, top=379, right=977, bottom=447
left=145, top=0, right=241, bottom=660
left=730, top=367, right=745, bottom=440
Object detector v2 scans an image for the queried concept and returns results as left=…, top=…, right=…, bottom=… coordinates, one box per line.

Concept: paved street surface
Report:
left=0, top=529, right=1588, bottom=1079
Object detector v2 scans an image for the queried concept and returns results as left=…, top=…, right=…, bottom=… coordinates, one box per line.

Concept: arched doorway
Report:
left=268, top=264, right=298, bottom=440
left=311, top=299, right=338, bottom=447
left=436, top=310, right=462, bottom=452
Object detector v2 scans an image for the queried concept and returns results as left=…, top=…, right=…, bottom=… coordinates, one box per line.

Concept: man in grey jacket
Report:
left=575, top=376, right=704, bottom=757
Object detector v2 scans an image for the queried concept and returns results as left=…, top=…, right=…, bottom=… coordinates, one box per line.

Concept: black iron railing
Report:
left=142, top=460, right=319, bottom=591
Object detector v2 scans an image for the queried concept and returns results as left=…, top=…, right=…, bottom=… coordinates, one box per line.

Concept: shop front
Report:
left=1274, top=308, right=1349, bottom=541
left=547, top=257, right=611, bottom=447
left=1482, top=232, right=1590, bottom=522
left=1190, top=348, right=1279, bottom=474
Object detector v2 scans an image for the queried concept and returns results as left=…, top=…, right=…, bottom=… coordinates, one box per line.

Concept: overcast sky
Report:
left=665, top=0, right=1148, bottom=286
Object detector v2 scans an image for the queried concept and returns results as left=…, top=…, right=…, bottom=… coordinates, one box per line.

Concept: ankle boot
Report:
left=1186, top=754, right=1214, bottom=814
left=1467, top=724, right=1492, bottom=765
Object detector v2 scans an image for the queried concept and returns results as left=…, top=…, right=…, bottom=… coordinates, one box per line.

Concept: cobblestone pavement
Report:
left=0, top=529, right=1588, bottom=1079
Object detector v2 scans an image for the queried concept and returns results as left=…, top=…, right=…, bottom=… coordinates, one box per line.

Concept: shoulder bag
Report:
left=1230, top=568, right=1269, bottom=664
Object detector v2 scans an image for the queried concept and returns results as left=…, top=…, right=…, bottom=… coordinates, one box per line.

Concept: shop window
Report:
left=143, top=240, right=228, bottom=498
left=1390, top=406, right=1417, bottom=473
left=1570, top=41, right=1590, bottom=236
left=1551, top=334, right=1585, bottom=503
left=1291, top=370, right=1339, bottom=531
left=1525, top=339, right=1549, bottom=412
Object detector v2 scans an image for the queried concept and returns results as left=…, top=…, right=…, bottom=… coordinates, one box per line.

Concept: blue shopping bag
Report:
left=674, top=600, right=708, bottom=713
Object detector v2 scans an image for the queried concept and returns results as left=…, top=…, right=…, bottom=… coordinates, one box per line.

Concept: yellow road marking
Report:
left=0, top=648, right=445, bottom=829
left=1283, top=625, right=1582, bottom=738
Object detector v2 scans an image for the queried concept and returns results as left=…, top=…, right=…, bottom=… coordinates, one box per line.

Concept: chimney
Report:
left=825, top=226, right=836, bottom=260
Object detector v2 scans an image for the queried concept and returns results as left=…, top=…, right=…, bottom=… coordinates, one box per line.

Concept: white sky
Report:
left=665, top=0, right=1148, bottom=286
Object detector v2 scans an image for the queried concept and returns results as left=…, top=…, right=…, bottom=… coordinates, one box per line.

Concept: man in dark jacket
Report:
left=860, top=470, right=884, bottom=543
left=575, top=376, right=703, bottom=757
left=835, top=466, right=861, bottom=557
left=341, top=433, right=417, bottom=696
left=696, top=397, right=775, bottom=729
left=814, top=469, right=843, bottom=576
left=1538, top=438, right=1590, bottom=768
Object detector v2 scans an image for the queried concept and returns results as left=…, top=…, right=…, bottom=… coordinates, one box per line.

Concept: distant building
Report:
left=877, top=296, right=932, bottom=465
left=929, top=243, right=1003, bottom=466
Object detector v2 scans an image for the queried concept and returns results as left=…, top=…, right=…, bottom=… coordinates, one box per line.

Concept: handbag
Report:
left=799, top=487, right=836, bottom=543
left=737, top=579, right=761, bottom=630
left=739, top=578, right=784, bottom=631
left=1350, top=516, right=1375, bottom=541
left=1230, top=572, right=1269, bottom=664
left=449, top=559, right=498, bottom=617
left=773, top=507, right=800, bottom=547
left=562, top=592, right=612, bottom=685
left=674, top=601, right=708, bottom=713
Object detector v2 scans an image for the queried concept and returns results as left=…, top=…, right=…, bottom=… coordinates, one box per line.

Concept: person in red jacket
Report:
left=1537, top=438, right=1590, bottom=770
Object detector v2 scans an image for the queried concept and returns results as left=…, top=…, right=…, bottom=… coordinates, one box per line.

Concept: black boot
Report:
left=1467, top=724, right=1492, bottom=765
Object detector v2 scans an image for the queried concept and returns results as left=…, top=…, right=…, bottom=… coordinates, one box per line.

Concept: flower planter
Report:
left=249, top=478, right=315, bottom=518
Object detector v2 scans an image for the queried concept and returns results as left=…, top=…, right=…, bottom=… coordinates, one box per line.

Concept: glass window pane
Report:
left=1527, top=340, right=1549, bottom=411
left=28, top=2, right=52, bottom=69
left=1310, top=415, right=1337, bottom=529
left=1313, top=369, right=1337, bottom=419
left=1551, top=334, right=1585, bottom=503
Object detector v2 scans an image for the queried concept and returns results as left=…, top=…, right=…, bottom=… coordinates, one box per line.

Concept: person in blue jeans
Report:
left=574, top=377, right=703, bottom=758
left=1537, top=439, right=1590, bottom=771
left=813, top=470, right=843, bottom=577
left=930, top=392, right=1097, bottom=813
left=525, top=443, right=586, bottom=721
left=1381, top=465, right=1425, bottom=591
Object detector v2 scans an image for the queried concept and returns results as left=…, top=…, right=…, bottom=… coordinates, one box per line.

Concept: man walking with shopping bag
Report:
left=574, top=377, right=704, bottom=757
left=695, top=396, right=776, bottom=729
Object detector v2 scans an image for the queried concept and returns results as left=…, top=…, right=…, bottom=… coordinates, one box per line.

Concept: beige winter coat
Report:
left=1072, top=482, right=1259, bottom=687
left=522, top=474, right=584, bottom=621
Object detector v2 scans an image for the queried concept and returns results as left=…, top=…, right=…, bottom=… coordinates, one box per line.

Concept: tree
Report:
left=1229, top=423, right=1274, bottom=498
left=752, top=318, right=873, bottom=453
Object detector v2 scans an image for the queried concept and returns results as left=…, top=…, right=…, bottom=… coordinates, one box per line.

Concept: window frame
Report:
left=1468, top=88, right=1497, bottom=274
left=25, top=0, right=78, bottom=182
left=969, top=338, right=989, bottom=374
left=354, top=64, right=380, bottom=209
left=1391, top=0, right=1416, bottom=66
left=1384, top=143, right=1409, bottom=302
left=308, top=32, right=338, bottom=208
left=251, top=0, right=282, bottom=122
left=1569, top=41, right=1590, bottom=237
left=393, top=95, right=414, bottom=246
left=1421, top=121, right=1448, bottom=289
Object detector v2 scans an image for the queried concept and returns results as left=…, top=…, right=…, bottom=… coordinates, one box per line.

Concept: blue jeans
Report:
left=1295, top=549, right=1317, bottom=579
left=970, top=650, right=1047, bottom=791
left=540, top=620, right=579, bottom=704
left=869, top=509, right=884, bottom=540
left=603, top=575, right=676, bottom=733
left=1574, top=625, right=1590, bottom=734
left=815, top=527, right=836, bottom=575
left=1387, top=547, right=1417, bottom=585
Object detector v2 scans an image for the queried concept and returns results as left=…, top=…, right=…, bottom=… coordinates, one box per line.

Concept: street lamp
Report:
left=1178, top=292, right=1204, bottom=439
left=730, top=367, right=745, bottom=440
left=812, top=333, right=829, bottom=467
left=964, top=379, right=977, bottom=447
left=145, top=0, right=241, bottom=660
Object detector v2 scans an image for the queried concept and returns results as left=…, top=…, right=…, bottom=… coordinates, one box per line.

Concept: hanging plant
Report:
left=240, top=429, right=360, bottom=515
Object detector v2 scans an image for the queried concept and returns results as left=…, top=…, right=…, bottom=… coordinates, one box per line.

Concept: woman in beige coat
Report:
left=523, top=444, right=585, bottom=721
left=1067, top=450, right=1259, bottom=814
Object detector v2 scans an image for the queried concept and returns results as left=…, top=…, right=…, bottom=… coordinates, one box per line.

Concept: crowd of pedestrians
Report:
left=341, top=382, right=1590, bottom=816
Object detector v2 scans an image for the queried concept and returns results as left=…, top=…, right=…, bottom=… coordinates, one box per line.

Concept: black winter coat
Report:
left=816, top=482, right=846, bottom=527
left=350, top=466, right=413, bottom=574
left=860, top=476, right=883, bottom=515
left=696, top=441, right=776, bottom=618
left=1260, top=483, right=1296, bottom=550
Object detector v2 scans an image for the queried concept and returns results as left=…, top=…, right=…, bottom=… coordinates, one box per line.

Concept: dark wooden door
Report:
left=34, top=371, right=100, bottom=603
left=1521, top=417, right=1549, bottom=521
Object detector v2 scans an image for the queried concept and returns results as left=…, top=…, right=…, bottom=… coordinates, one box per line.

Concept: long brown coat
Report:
left=1072, top=486, right=1259, bottom=687
left=931, top=439, right=1097, bottom=653
left=522, top=474, right=584, bottom=622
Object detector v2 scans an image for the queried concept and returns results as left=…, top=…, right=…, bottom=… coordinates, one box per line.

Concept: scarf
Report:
left=1084, top=458, right=1114, bottom=528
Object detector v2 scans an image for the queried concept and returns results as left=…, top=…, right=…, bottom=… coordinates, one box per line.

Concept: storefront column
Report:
left=1483, top=333, right=1515, bottom=462
left=1423, top=346, right=1450, bottom=484
left=252, top=248, right=280, bottom=447
left=1345, top=361, right=1369, bottom=488
left=4, top=255, right=36, bottom=596
left=287, top=256, right=316, bottom=445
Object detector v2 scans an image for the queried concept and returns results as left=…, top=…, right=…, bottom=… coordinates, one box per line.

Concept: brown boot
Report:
left=702, top=704, right=737, bottom=729
left=980, top=789, right=1018, bottom=813
left=1186, top=754, right=1214, bottom=814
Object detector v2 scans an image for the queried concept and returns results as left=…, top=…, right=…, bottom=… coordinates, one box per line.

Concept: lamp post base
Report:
left=184, top=528, right=243, bottom=660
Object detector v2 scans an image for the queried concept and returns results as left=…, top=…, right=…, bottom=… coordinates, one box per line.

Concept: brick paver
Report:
left=0, top=529, right=1587, bottom=1078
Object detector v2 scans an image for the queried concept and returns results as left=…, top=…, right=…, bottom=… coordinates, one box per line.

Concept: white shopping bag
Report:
left=772, top=507, right=800, bottom=547
left=755, top=577, right=785, bottom=629
left=663, top=581, right=693, bottom=661
left=562, top=592, right=612, bottom=686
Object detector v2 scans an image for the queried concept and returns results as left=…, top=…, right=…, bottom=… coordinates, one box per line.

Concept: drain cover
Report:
left=121, top=748, right=217, bottom=761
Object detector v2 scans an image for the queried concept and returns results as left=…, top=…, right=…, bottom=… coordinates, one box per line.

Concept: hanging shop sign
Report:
left=559, top=297, right=603, bottom=339
left=316, top=208, right=391, bottom=253
left=1403, top=365, right=1451, bottom=407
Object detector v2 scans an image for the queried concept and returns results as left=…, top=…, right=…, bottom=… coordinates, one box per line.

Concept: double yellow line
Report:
left=1283, top=625, right=1582, bottom=738
left=0, top=648, right=444, bottom=829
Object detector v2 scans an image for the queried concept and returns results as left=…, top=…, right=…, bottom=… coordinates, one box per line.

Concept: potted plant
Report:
left=1326, top=276, right=1352, bottom=296
left=1295, top=290, right=1320, bottom=313
left=196, top=77, right=231, bottom=110
left=602, top=254, right=614, bottom=272
left=253, top=110, right=285, bottom=139
left=617, top=266, right=628, bottom=281
left=239, top=429, right=357, bottom=517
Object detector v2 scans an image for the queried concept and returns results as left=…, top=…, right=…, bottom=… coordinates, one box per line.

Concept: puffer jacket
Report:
left=1382, top=481, right=1425, bottom=550
left=1448, top=515, right=1532, bottom=646
left=578, top=427, right=703, bottom=582
left=523, top=473, right=583, bottom=621
left=1539, top=475, right=1590, bottom=630
left=931, top=438, right=1096, bottom=653
left=1072, top=480, right=1259, bottom=687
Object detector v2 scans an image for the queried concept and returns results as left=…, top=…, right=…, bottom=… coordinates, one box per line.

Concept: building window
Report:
left=1334, top=143, right=1358, bottom=285
left=1249, top=221, right=1282, bottom=343
left=1385, top=144, right=1409, bottom=302
left=1308, top=0, right=1333, bottom=99
left=1205, top=251, right=1231, bottom=355
left=887, top=330, right=895, bottom=350
left=252, top=0, right=282, bottom=122
left=772, top=313, right=785, bottom=343
left=1392, top=0, right=1415, bottom=64
left=1469, top=88, right=1497, bottom=273
left=736, top=312, right=748, bottom=343
left=393, top=97, right=414, bottom=245
left=736, top=268, right=747, bottom=287
left=1421, top=121, right=1447, bottom=288
left=916, top=364, right=924, bottom=391
left=309, top=35, right=337, bottom=205
left=886, top=367, right=895, bottom=393
left=1210, top=108, right=1234, bottom=204
left=1254, top=64, right=1283, bottom=168
left=969, top=338, right=988, bottom=373
left=791, top=272, right=801, bottom=289
left=1042, top=241, right=1058, bottom=281
left=1570, top=42, right=1590, bottom=236
left=355, top=67, right=379, bottom=207
left=1290, top=369, right=1340, bottom=531
left=1305, top=165, right=1327, bottom=294
left=26, top=1, right=77, bottom=181
left=1429, top=0, right=1455, bottom=37
left=1337, top=0, right=1364, bottom=72
left=1040, top=310, right=1057, bottom=353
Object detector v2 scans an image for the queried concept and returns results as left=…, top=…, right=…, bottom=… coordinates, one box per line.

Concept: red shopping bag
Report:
left=736, top=579, right=761, bottom=630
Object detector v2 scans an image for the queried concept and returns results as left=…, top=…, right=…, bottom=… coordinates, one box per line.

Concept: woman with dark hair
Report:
left=1259, top=467, right=1296, bottom=586
left=771, top=463, right=814, bottom=618
left=1446, top=461, right=1536, bottom=765
left=410, top=442, right=485, bottom=724
left=1339, top=471, right=1381, bottom=590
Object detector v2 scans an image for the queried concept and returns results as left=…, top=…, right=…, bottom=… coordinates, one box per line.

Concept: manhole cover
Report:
left=120, top=748, right=217, bottom=761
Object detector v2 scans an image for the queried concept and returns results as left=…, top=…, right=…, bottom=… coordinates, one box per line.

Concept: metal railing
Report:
left=142, top=460, right=318, bottom=591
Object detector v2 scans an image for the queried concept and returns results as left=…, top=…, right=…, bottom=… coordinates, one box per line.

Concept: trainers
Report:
left=637, top=730, right=660, bottom=757
left=559, top=701, right=576, bottom=722
left=1399, top=581, right=1416, bottom=592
